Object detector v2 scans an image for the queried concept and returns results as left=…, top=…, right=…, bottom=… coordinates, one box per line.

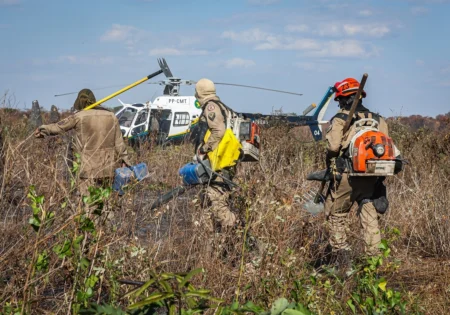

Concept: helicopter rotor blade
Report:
left=54, top=84, right=132, bottom=97
left=214, top=83, right=303, bottom=96
left=55, top=80, right=303, bottom=98
left=158, top=58, right=174, bottom=78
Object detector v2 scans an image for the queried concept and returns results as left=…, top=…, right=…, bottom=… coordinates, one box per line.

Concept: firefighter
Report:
left=324, top=78, right=402, bottom=263
left=194, top=78, right=239, bottom=235
left=35, top=89, right=132, bottom=197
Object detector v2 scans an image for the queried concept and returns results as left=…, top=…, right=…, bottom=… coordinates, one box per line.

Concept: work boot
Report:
left=334, top=248, right=353, bottom=277
left=310, top=244, right=334, bottom=271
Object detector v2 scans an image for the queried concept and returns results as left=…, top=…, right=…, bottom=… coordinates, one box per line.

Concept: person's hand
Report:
left=197, top=153, right=205, bottom=161
left=193, top=154, right=205, bottom=162
left=195, top=147, right=207, bottom=162
left=34, top=128, right=44, bottom=138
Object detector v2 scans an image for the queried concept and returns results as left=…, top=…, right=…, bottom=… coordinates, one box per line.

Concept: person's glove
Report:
left=34, top=127, right=45, bottom=138
left=325, top=150, right=339, bottom=169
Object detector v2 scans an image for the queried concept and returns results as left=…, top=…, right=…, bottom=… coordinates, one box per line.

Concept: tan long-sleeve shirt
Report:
left=39, top=107, right=131, bottom=179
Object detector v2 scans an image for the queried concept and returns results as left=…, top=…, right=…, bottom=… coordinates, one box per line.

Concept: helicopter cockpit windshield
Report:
left=117, top=107, right=138, bottom=128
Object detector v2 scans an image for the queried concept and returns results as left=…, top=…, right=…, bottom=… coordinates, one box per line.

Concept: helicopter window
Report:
left=133, top=103, right=145, bottom=108
left=117, top=108, right=137, bottom=128
left=135, top=110, right=148, bottom=125
left=131, top=124, right=146, bottom=136
left=173, top=112, right=190, bottom=126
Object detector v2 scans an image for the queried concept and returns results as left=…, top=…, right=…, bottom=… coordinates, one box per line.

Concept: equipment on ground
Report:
left=112, top=162, right=149, bottom=195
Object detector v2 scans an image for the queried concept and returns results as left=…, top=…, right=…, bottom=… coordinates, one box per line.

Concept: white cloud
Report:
left=224, top=58, right=256, bottom=68
left=416, top=59, right=425, bottom=66
left=316, top=23, right=391, bottom=38
left=57, top=55, right=115, bottom=65
left=223, top=28, right=320, bottom=51
left=149, top=48, right=209, bottom=56
left=0, top=0, right=20, bottom=6
left=359, top=9, right=373, bottom=16
left=285, top=24, right=309, bottom=33
left=306, top=40, right=376, bottom=58
left=101, top=24, right=138, bottom=42
left=411, top=6, right=430, bottom=15
left=222, top=28, right=272, bottom=43
left=248, top=0, right=280, bottom=5
left=255, top=37, right=320, bottom=51
left=222, top=27, right=379, bottom=58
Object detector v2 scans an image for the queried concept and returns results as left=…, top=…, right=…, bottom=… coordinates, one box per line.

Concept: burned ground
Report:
left=0, top=110, right=449, bottom=314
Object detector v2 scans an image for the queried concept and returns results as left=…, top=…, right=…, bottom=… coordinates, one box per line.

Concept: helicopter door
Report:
left=130, top=109, right=150, bottom=139
left=170, top=111, right=190, bottom=143
left=157, top=110, right=173, bottom=144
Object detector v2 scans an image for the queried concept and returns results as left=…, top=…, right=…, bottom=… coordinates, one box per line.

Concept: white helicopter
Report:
left=114, top=60, right=202, bottom=146
left=54, top=58, right=329, bottom=146
left=113, top=58, right=326, bottom=147
left=115, top=95, right=202, bottom=146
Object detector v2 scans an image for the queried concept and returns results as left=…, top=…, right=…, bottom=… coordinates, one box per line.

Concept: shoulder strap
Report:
left=203, top=99, right=231, bottom=128
left=332, top=112, right=349, bottom=122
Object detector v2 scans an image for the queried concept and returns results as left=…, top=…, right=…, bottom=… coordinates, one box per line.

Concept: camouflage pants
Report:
left=204, top=183, right=236, bottom=232
left=325, top=173, right=381, bottom=256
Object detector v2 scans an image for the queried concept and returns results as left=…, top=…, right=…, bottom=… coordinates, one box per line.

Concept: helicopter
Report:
left=114, top=59, right=203, bottom=146
left=54, top=58, right=332, bottom=146
left=113, top=58, right=332, bottom=147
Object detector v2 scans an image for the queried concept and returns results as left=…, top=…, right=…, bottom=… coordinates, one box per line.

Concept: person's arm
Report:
left=325, top=117, right=345, bottom=168
left=35, top=115, right=77, bottom=137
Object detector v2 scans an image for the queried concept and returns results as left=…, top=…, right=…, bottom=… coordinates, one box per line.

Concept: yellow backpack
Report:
left=203, top=128, right=242, bottom=171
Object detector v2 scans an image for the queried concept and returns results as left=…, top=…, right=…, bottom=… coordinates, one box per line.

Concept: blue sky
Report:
left=1, top=0, right=449, bottom=119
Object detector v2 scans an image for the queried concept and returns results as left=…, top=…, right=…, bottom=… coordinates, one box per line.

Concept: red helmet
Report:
left=333, top=78, right=366, bottom=101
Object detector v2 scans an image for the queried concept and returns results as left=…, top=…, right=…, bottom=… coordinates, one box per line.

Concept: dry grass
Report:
left=0, top=110, right=449, bottom=314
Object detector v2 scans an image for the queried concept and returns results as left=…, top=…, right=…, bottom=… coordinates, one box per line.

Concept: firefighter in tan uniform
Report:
left=194, top=79, right=237, bottom=232
left=325, top=78, right=401, bottom=259
left=35, top=89, right=132, bottom=196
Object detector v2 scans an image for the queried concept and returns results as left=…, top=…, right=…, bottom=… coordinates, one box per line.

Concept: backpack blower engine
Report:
left=232, top=116, right=261, bottom=162
left=347, top=119, right=397, bottom=176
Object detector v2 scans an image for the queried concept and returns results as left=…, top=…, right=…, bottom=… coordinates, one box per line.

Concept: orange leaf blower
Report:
left=348, top=119, right=397, bottom=176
